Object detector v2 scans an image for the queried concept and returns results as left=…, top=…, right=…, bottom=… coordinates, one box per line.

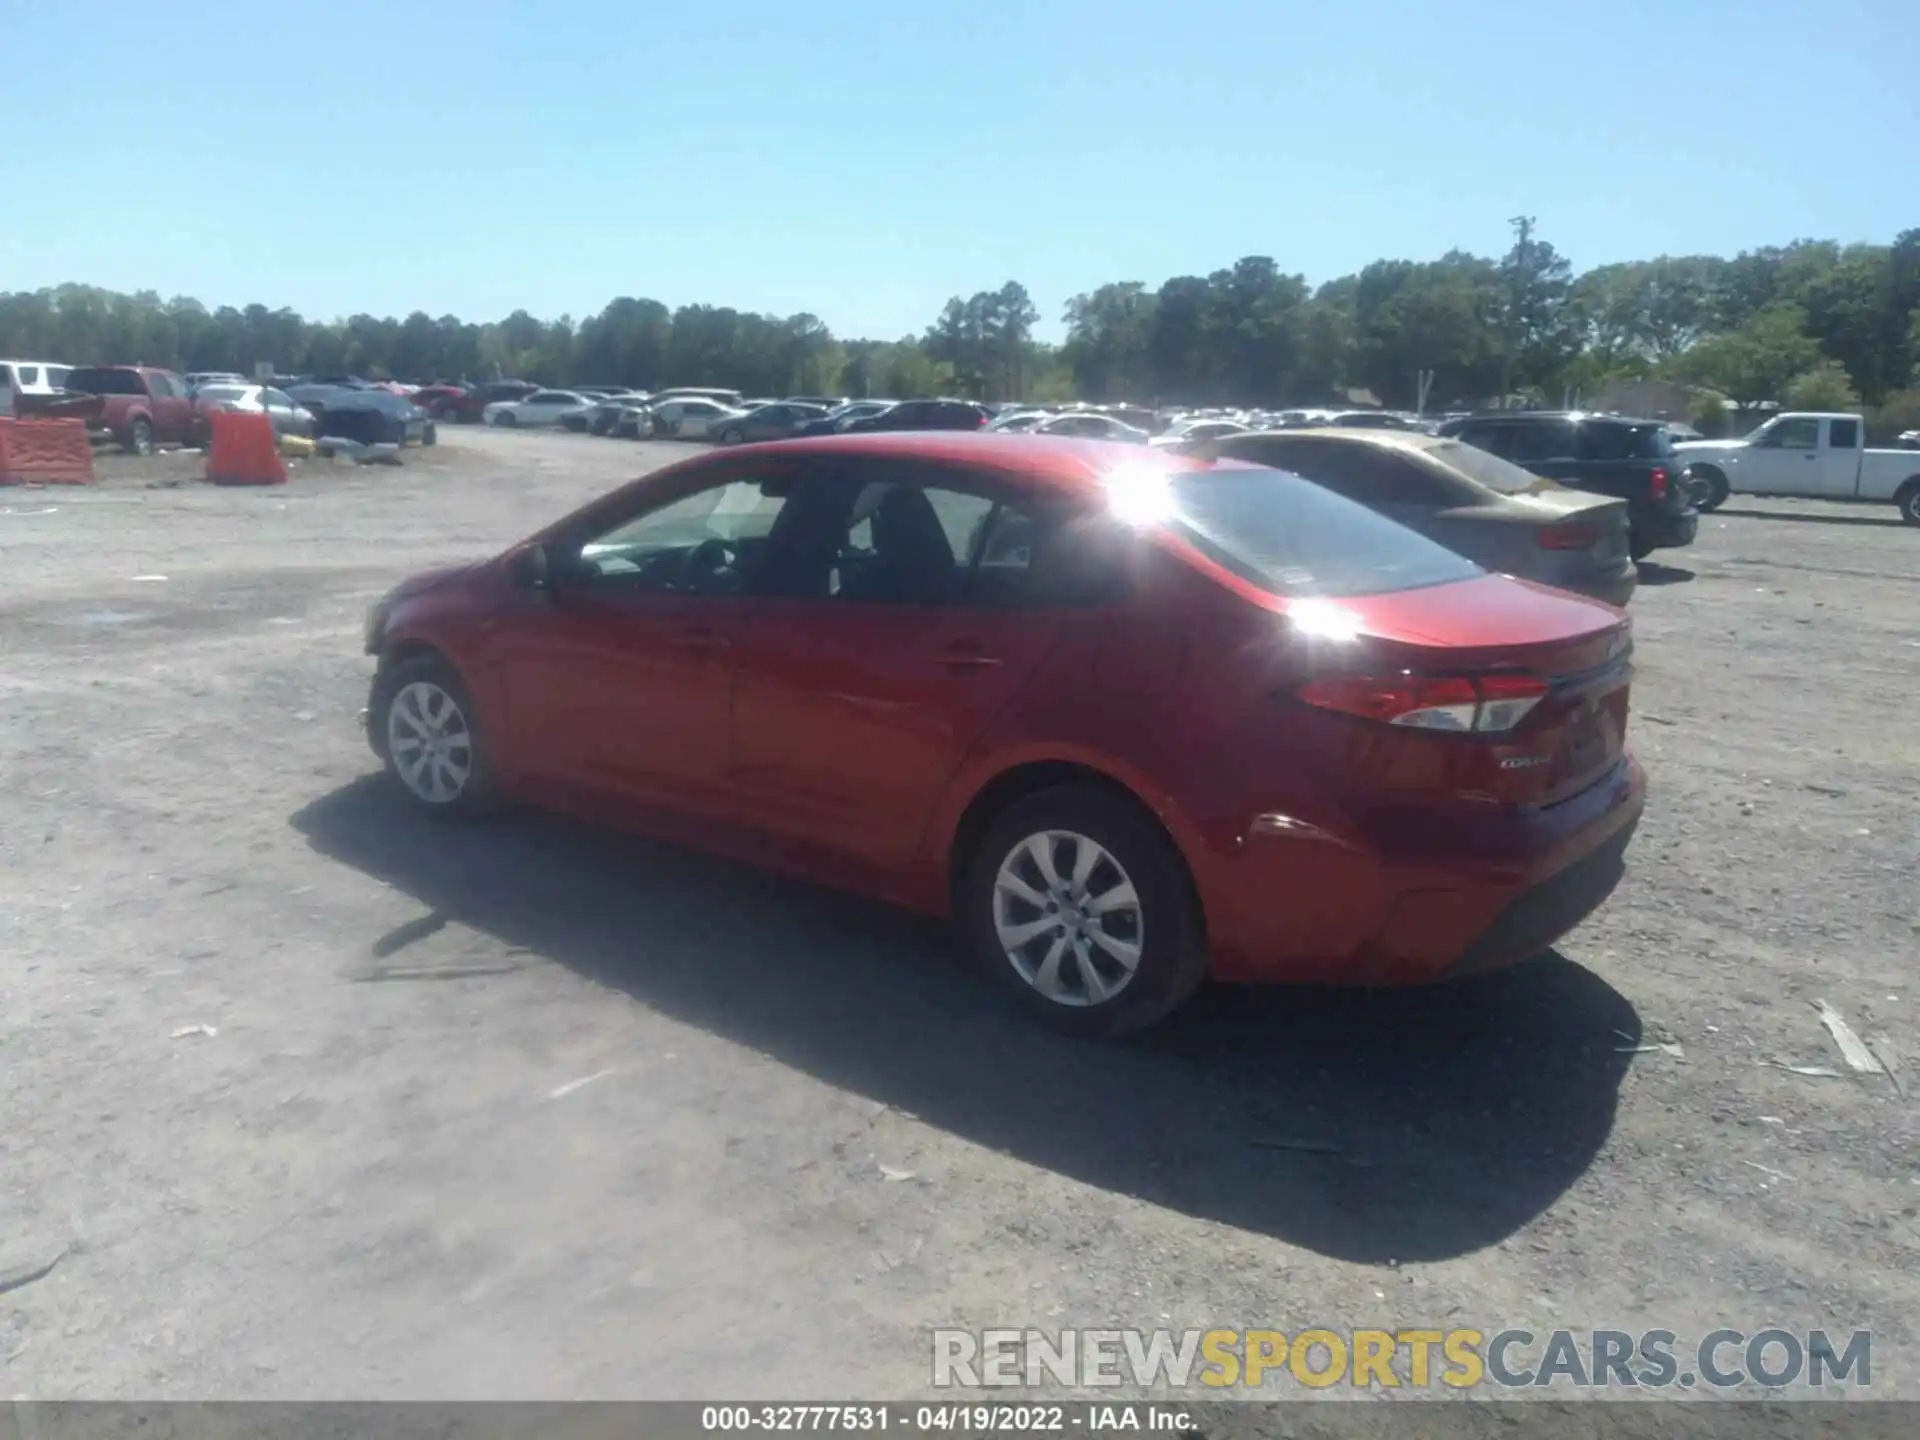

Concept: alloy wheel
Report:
left=386, top=680, right=474, bottom=804
left=992, top=830, right=1144, bottom=1006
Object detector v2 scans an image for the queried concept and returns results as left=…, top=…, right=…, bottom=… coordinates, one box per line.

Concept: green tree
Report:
left=1782, top=359, right=1861, bottom=412
left=1670, top=304, right=1822, bottom=405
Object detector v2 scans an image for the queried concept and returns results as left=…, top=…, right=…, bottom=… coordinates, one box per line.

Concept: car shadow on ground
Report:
left=1716, top=507, right=1907, bottom=528
left=1634, top=561, right=1695, bottom=586
left=292, top=778, right=1641, bottom=1264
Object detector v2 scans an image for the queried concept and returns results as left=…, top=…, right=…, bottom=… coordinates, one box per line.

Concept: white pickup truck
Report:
left=1674, top=412, right=1920, bottom=525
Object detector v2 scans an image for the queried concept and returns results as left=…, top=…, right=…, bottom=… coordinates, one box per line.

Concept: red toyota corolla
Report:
left=362, top=432, right=1644, bottom=1034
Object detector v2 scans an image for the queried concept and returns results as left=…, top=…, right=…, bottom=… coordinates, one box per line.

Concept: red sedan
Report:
left=362, top=433, right=1645, bottom=1034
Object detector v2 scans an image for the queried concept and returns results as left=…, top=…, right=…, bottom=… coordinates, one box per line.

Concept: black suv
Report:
left=843, top=399, right=991, bottom=433
left=1435, top=412, right=1698, bottom=560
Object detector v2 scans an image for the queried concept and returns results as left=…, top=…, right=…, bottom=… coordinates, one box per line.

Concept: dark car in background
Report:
left=296, top=386, right=436, bottom=448
left=1198, top=429, right=1636, bottom=606
left=841, top=399, right=991, bottom=433
left=713, top=401, right=830, bottom=444
left=1436, top=412, right=1697, bottom=560
left=796, top=400, right=897, bottom=436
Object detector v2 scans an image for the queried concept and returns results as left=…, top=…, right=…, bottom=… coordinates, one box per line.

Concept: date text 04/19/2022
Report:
left=698, top=1405, right=1198, bottom=1432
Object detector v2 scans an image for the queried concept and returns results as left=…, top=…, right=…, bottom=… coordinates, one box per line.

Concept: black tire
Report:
left=369, top=656, right=499, bottom=819
left=494, top=411, right=517, bottom=427
left=1690, top=465, right=1729, bottom=512
left=720, top=426, right=744, bottom=445
left=125, top=418, right=154, bottom=456
left=1897, top=480, right=1920, bottom=527
left=650, top=413, right=668, bottom=437
left=1629, top=538, right=1654, bottom=562
left=423, top=422, right=438, bottom=447
left=964, top=783, right=1208, bottom=1037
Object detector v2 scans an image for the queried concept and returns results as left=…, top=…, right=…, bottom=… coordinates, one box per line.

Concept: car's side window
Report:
left=1828, top=418, right=1860, bottom=449
left=565, top=477, right=791, bottom=597
left=1579, top=424, right=1634, bottom=462
left=1759, top=417, right=1820, bottom=449
left=821, top=478, right=992, bottom=605
left=1503, top=421, right=1577, bottom=464
left=1455, top=423, right=1509, bottom=457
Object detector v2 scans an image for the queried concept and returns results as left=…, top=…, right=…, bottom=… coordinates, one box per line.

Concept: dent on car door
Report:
left=728, top=462, right=1078, bottom=881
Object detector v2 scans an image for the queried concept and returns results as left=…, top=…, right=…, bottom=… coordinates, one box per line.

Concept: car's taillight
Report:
left=1296, top=671, right=1548, bottom=733
left=1536, top=522, right=1602, bottom=550
left=1649, top=466, right=1669, bottom=501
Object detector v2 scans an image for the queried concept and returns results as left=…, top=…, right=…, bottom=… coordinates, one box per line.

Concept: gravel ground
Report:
left=1, top=425, right=1916, bottom=1402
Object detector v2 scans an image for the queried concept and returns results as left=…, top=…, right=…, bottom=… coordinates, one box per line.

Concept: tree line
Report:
left=3, top=221, right=1916, bottom=437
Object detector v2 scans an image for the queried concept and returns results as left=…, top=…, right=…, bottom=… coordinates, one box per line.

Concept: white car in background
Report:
left=1029, top=412, right=1150, bottom=443
left=648, top=397, right=749, bottom=439
left=1, top=359, right=72, bottom=394
left=482, top=390, right=594, bottom=427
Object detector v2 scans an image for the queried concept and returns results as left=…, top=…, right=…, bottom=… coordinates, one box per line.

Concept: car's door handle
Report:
left=937, top=644, right=1003, bottom=672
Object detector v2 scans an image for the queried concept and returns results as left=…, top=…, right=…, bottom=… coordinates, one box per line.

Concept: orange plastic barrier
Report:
left=206, top=409, right=287, bottom=486
left=0, top=418, right=95, bottom=486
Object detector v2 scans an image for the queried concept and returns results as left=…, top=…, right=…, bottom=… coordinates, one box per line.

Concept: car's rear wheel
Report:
left=1897, top=480, right=1920, bottom=527
left=966, top=784, right=1208, bottom=1037
left=372, top=656, right=498, bottom=818
left=720, top=426, right=744, bottom=444
left=1689, top=465, right=1729, bottom=512
left=1629, top=538, right=1654, bottom=562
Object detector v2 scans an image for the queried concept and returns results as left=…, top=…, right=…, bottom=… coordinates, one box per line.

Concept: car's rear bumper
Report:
left=1631, top=506, right=1698, bottom=552
left=1566, top=565, right=1637, bottom=607
left=1204, top=754, right=1645, bottom=986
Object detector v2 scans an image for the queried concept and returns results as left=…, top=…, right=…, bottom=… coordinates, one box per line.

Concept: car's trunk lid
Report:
left=1313, top=575, right=1634, bottom=806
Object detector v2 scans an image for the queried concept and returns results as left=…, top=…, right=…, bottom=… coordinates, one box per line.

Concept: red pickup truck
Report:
left=61, top=366, right=204, bottom=454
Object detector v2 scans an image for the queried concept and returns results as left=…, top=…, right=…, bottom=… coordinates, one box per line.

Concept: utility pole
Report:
left=1502, top=215, right=1534, bottom=406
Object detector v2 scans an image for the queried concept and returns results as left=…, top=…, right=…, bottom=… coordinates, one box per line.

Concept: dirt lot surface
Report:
left=2, top=426, right=1916, bottom=1402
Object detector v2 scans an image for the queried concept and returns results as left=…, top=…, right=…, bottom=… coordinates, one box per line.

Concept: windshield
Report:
left=1632, top=425, right=1677, bottom=458
left=64, top=368, right=148, bottom=396
left=1423, top=438, right=1548, bottom=495
left=1168, top=466, right=1482, bottom=598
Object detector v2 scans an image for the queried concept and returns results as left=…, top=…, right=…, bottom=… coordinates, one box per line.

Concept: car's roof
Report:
left=1218, top=426, right=1450, bottom=454
left=1452, top=409, right=1666, bottom=426
left=723, top=431, right=1230, bottom=497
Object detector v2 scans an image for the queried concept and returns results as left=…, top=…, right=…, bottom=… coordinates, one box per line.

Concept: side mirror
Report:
left=509, top=543, right=553, bottom=592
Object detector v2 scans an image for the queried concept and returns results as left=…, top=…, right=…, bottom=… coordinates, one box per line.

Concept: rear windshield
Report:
left=1583, top=422, right=1674, bottom=461
left=1169, top=466, right=1483, bottom=598
left=64, top=368, right=147, bottom=396
left=1423, top=438, right=1549, bottom=495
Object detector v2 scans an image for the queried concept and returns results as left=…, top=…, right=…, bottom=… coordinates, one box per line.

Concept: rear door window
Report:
left=1219, top=438, right=1454, bottom=506
left=1422, top=439, right=1545, bottom=495
left=1168, top=466, right=1482, bottom=598
left=1828, top=418, right=1860, bottom=449
left=1502, top=420, right=1578, bottom=464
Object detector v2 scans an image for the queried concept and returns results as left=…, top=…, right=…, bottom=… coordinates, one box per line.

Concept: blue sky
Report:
left=4, top=0, right=1912, bottom=342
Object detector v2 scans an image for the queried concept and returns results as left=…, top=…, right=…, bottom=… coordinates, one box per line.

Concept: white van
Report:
left=0, top=360, right=73, bottom=394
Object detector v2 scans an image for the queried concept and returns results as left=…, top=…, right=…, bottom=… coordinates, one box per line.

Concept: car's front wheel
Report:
left=719, top=426, right=744, bottom=444
left=966, top=784, right=1208, bottom=1037
left=125, top=418, right=154, bottom=456
left=372, top=656, right=498, bottom=818
left=492, top=411, right=516, bottom=427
